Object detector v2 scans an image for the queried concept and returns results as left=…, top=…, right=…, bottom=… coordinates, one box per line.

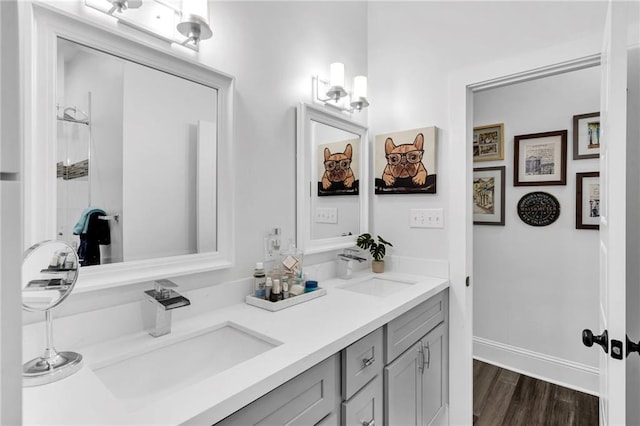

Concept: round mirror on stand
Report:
left=22, top=240, right=82, bottom=386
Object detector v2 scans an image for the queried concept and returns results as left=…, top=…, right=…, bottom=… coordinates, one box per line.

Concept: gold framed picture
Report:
left=473, top=123, right=504, bottom=162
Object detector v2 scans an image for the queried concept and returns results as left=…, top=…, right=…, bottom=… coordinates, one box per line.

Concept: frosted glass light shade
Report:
left=353, top=76, right=367, bottom=99
left=329, top=62, right=345, bottom=88
left=326, top=62, right=347, bottom=101
left=177, top=0, right=213, bottom=45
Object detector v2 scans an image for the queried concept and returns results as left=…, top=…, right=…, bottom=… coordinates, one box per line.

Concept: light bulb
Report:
left=353, top=76, right=367, bottom=99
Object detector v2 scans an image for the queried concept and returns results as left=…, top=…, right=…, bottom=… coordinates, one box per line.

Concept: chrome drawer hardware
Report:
left=362, top=356, right=375, bottom=367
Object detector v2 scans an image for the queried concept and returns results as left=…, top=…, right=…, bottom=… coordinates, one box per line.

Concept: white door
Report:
left=594, top=1, right=629, bottom=424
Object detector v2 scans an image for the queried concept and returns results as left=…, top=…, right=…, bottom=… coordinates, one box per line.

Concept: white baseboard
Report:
left=473, top=336, right=599, bottom=396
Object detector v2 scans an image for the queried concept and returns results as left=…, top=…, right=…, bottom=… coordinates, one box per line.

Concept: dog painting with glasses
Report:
left=375, top=127, right=437, bottom=194
left=318, top=141, right=359, bottom=196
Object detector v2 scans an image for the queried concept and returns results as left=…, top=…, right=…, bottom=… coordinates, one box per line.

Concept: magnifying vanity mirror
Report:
left=22, top=240, right=82, bottom=386
left=296, top=103, right=369, bottom=254
left=27, top=6, right=234, bottom=290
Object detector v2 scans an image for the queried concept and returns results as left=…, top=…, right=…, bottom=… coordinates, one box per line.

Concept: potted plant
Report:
left=356, top=233, right=393, bottom=273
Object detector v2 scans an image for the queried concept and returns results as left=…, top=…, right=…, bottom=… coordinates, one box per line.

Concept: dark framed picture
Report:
left=374, top=126, right=437, bottom=194
left=473, top=166, right=505, bottom=225
left=473, top=123, right=504, bottom=162
left=576, top=171, right=600, bottom=230
left=514, top=130, right=567, bottom=186
left=573, top=112, right=600, bottom=160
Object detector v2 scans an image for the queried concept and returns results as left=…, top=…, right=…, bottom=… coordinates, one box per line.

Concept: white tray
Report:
left=245, top=287, right=327, bottom=312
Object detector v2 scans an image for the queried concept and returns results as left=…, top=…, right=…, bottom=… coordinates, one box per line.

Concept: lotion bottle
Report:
left=253, top=262, right=266, bottom=298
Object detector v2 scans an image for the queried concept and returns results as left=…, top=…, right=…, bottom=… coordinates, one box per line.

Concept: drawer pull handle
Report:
left=362, top=356, right=375, bottom=367
left=362, top=419, right=375, bottom=426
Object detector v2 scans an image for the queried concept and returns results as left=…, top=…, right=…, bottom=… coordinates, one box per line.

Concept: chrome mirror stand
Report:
left=23, top=310, right=83, bottom=387
left=22, top=240, right=83, bottom=387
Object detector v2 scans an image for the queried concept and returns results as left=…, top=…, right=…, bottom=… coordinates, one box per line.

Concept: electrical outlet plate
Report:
left=315, top=207, right=338, bottom=224
left=409, top=208, right=444, bottom=228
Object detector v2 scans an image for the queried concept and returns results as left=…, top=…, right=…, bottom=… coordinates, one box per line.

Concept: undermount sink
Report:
left=91, top=322, right=280, bottom=407
left=339, top=276, right=416, bottom=297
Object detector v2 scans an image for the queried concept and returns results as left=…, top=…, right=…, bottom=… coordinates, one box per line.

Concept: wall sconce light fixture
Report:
left=313, top=62, right=370, bottom=113
left=85, top=0, right=212, bottom=51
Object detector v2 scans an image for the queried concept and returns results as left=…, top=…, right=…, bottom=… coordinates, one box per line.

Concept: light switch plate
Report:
left=315, top=207, right=338, bottom=224
left=410, top=208, right=444, bottom=228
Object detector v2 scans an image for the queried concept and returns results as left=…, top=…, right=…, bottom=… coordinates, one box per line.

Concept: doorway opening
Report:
left=470, top=63, right=601, bottom=423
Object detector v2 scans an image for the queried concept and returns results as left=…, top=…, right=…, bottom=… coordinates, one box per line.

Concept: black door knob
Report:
left=582, top=329, right=608, bottom=353
left=627, top=335, right=640, bottom=357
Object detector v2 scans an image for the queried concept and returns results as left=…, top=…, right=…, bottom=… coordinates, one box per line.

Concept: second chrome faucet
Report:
left=337, top=248, right=367, bottom=280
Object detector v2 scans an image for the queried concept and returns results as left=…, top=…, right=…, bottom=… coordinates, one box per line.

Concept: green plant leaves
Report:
left=356, top=233, right=392, bottom=261
left=356, top=233, right=374, bottom=249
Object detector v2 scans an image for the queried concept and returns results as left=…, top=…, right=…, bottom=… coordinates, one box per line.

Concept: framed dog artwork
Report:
left=317, top=138, right=360, bottom=196
left=374, top=127, right=437, bottom=194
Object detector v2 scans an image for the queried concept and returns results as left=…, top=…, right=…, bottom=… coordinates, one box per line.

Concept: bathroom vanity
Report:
left=22, top=272, right=448, bottom=425
left=217, top=289, right=447, bottom=426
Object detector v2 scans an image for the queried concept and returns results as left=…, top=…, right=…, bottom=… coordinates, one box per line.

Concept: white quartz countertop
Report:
left=23, top=271, right=448, bottom=425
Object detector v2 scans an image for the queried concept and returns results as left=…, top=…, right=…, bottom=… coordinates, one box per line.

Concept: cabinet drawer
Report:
left=341, top=375, right=382, bottom=426
left=342, top=327, right=384, bottom=400
left=216, top=354, right=340, bottom=426
left=384, top=291, right=445, bottom=363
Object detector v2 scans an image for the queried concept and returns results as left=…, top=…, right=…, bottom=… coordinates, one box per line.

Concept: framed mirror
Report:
left=27, top=5, right=234, bottom=291
left=296, top=103, right=369, bottom=254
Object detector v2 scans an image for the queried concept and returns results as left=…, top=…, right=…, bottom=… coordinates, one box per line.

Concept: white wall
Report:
left=202, top=1, right=368, bottom=272
left=472, top=66, right=600, bottom=393
left=367, top=0, right=607, bottom=261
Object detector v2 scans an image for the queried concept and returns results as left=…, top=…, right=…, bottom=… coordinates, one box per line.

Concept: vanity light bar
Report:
left=84, top=0, right=201, bottom=51
left=312, top=64, right=370, bottom=114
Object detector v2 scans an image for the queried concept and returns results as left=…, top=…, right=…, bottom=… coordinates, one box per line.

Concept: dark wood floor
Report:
left=473, top=360, right=598, bottom=426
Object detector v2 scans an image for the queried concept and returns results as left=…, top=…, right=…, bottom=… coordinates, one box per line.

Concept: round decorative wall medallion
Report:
left=517, top=192, right=560, bottom=226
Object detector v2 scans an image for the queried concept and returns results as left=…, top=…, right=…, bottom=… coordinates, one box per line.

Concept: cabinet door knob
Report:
left=362, top=356, right=375, bottom=367
left=361, top=419, right=375, bottom=426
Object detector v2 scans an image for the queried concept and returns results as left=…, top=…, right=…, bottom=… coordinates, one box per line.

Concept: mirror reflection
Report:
left=311, top=120, right=360, bottom=239
left=56, top=38, right=218, bottom=267
left=22, top=240, right=79, bottom=311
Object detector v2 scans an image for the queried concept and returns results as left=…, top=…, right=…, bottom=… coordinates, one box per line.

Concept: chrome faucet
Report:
left=142, top=279, right=191, bottom=337
left=337, top=248, right=367, bottom=280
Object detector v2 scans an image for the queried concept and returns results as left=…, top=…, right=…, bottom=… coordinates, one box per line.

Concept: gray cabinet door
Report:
left=420, top=323, right=447, bottom=426
left=384, top=341, right=422, bottom=426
